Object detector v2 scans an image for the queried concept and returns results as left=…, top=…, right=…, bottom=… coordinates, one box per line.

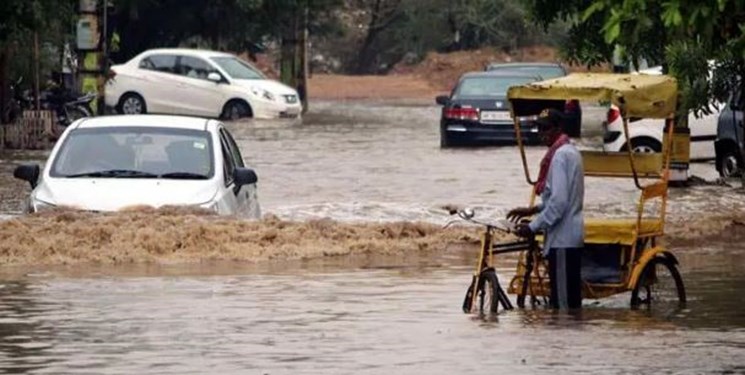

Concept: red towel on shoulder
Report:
left=535, top=134, right=570, bottom=194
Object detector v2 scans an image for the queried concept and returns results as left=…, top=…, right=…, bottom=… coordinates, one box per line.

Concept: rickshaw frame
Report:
left=461, top=73, right=687, bottom=314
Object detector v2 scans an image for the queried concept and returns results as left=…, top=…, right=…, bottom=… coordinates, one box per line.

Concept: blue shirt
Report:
left=529, top=143, right=585, bottom=254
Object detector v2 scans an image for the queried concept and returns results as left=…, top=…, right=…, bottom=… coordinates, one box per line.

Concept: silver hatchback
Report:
left=13, top=115, right=261, bottom=217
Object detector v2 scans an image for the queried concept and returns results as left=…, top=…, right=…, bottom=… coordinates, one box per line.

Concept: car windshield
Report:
left=487, top=65, right=566, bottom=80
left=453, top=76, right=538, bottom=98
left=210, top=56, right=265, bottom=80
left=51, top=127, right=214, bottom=179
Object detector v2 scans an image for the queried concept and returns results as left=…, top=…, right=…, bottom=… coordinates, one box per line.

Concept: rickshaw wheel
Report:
left=630, top=257, right=686, bottom=311
left=462, top=269, right=499, bottom=314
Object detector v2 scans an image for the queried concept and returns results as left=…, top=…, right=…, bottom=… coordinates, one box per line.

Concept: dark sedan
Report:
left=436, top=71, right=542, bottom=148
left=485, top=62, right=568, bottom=79
left=485, top=62, right=582, bottom=138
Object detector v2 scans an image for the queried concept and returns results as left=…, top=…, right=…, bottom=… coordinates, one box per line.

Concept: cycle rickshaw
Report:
left=459, top=73, right=687, bottom=314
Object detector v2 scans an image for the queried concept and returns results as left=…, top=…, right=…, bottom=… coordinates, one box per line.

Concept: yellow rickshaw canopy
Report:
left=507, top=73, right=678, bottom=119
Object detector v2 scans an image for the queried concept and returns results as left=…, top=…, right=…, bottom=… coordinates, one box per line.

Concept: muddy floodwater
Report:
left=1, top=100, right=744, bottom=373
left=1, top=242, right=744, bottom=374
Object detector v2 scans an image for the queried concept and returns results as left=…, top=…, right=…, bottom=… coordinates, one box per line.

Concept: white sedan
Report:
left=105, top=48, right=302, bottom=120
left=13, top=115, right=261, bottom=217
left=603, top=65, right=718, bottom=159
left=603, top=105, right=718, bottom=160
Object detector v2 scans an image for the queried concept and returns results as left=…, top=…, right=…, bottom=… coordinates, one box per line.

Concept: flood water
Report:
left=1, top=101, right=744, bottom=373
left=1, top=243, right=743, bottom=374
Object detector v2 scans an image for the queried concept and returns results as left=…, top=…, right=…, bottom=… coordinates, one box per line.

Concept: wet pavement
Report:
left=1, top=101, right=744, bottom=373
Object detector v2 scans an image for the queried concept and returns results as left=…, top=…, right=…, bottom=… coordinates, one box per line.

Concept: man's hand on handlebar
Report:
left=506, top=206, right=539, bottom=223
left=514, top=223, right=533, bottom=238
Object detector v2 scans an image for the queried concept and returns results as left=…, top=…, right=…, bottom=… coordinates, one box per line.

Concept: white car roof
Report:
left=72, top=115, right=217, bottom=131
left=138, top=48, right=234, bottom=59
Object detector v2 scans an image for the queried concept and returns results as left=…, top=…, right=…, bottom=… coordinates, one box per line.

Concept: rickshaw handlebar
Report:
left=443, top=207, right=515, bottom=234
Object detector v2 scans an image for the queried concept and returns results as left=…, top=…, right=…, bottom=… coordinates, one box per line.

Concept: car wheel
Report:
left=623, top=138, right=661, bottom=154
left=118, top=93, right=146, bottom=115
left=221, top=100, right=252, bottom=121
left=718, top=148, right=742, bottom=178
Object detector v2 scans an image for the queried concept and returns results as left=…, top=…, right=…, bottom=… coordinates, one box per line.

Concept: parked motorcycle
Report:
left=40, top=88, right=96, bottom=126
left=2, top=77, right=33, bottom=124
left=4, top=77, right=96, bottom=126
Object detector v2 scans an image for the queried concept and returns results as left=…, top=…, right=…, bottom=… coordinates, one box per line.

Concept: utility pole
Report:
left=99, top=0, right=108, bottom=115
left=77, top=0, right=109, bottom=115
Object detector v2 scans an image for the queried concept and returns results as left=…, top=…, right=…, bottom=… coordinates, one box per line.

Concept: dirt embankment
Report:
left=308, top=74, right=441, bottom=102
left=307, top=46, right=610, bottom=101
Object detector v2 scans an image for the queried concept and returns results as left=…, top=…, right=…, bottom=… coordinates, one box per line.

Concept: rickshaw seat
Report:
left=581, top=219, right=662, bottom=284
left=584, top=218, right=663, bottom=246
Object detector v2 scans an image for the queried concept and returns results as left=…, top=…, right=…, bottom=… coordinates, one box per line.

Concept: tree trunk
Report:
left=279, top=3, right=309, bottom=112
left=352, top=0, right=402, bottom=74
left=354, top=0, right=383, bottom=74
left=34, top=31, right=40, bottom=111
left=739, top=63, right=745, bottom=188
left=299, top=4, right=309, bottom=112
left=279, top=7, right=299, bottom=88
left=0, top=44, right=10, bottom=125
left=354, top=28, right=381, bottom=74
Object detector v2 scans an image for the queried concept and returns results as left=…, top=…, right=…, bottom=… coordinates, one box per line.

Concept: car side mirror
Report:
left=233, top=167, right=258, bottom=187
left=14, top=164, right=40, bottom=189
left=207, top=72, right=222, bottom=83
left=436, top=95, right=450, bottom=106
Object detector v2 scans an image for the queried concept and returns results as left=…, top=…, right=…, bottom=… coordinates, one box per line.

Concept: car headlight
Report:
left=250, top=87, right=276, bottom=101
left=29, top=197, right=56, bottom=213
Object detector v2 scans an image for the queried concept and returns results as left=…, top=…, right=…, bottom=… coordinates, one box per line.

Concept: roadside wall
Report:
left=1, top=110, right=62, bottom=150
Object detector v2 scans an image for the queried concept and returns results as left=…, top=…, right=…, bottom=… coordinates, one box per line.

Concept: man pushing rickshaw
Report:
left=456, top=73, right=686, bottom=315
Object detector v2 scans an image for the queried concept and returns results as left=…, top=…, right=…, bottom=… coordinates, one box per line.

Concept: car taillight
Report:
left=607, top=107, right=621, bottom=123
left=444, top=107, right=479, bottom=121
left=106, top=68, right=117, bottom=81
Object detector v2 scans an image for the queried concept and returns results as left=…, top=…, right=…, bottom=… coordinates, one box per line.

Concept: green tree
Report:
left=525, top=0, right=745, bottom=117
left=340, top=0, right=567, bottom=74
left=113, top=0, right=267, bottom=62
left=1, top=0, right=76, bottom=123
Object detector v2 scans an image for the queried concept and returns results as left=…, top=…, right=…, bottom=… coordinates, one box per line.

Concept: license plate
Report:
left=480, top=111, right=511, bottom=123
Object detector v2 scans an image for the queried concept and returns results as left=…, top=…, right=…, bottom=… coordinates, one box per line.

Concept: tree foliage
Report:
left=1, top=0, right=76, bottom=123
left=0, top=0, right=567, bottom=113
left=342, top=0, right=567, bottom=73
left=113, top=0, right=342, bottom=62
left=525, top=0, right=745, bottom=118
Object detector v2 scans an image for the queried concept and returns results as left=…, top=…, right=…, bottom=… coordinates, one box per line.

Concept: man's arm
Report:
left=529, top=153, right=570, bottom=232
left=535, top=202, right=545, bottom=212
